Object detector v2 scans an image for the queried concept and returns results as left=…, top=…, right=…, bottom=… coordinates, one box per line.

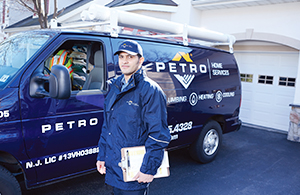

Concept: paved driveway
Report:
left=25, top=126, right=300, bottom=195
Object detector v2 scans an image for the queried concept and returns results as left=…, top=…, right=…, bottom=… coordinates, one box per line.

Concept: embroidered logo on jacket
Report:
left=127, top=100, right=139, bottom=107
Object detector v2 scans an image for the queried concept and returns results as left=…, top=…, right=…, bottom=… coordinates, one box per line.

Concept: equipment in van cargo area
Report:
left=0, top=6, right=241, bottom=194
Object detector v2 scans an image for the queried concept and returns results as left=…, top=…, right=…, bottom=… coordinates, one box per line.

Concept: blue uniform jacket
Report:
left=97, top=68, right=171, bottom=190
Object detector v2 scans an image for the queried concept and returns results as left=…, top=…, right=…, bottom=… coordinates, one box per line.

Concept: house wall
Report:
left=198, top=2, right=300, bottom=42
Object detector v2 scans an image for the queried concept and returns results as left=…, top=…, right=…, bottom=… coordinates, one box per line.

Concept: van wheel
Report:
left=0, top=165, right=21, bottom=195
left=189, top=120, right=222, bottom=163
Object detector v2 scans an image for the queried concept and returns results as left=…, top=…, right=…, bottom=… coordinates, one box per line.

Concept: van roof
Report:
left=30, top=29, right=231, bottom=54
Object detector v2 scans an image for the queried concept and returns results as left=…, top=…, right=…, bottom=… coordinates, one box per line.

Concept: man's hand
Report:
left=133, top=171, right=154, bottom=183
left=96, top=161, right=106, bottom=174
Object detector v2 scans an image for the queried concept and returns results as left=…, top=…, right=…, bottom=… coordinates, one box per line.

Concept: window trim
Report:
left=279, top=76, right=296, bottom=87
left=240, top=73, right=253, bottom=83
left=258, top=75, right=273, bottom=85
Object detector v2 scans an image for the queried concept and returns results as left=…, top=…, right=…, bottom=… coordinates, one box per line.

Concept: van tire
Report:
left=189, top=120, right=222, bottom=163
left=0, top=165, right=21, bottom=195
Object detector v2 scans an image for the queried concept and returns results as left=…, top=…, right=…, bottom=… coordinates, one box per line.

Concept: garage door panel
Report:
left=254, top=98, right=272, bottom=104
left=240, top=107, right=252, bottom=115
left=241, top=98, right=252, bottom=104
left=252, top=102, right=272, bottom=111
left=275, top=97, right=293, bottom=107
left=273, top=110, right=290, bottom=118
left=241, top=91, right=253, bottom=100
left=236, top=54, right=258, bottom=65
left=253, top=94, right=274, bottom=104
left=259, top=58, right=280, bottom=67
left=280, top=54, right=299, bottom=69
left=277, top=87, right=295, bottom=94
left=273, top=116, right=289, bottom=130
left=275, top=88, right=294, bottom=106
left=236, top=51, right=298, bottom=131
left=240, top=105, right=252, bottom=115
left=253, top=111, right=270, bottom=123
left=242, top=85, right=255, bottom=95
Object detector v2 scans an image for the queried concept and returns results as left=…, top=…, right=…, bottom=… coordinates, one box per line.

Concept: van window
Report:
left=0, top=31, right=55, bottom=89
left=44, top=40, right=106, bottom=91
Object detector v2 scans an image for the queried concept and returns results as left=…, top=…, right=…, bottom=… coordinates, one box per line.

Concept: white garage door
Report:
left=235, top=51, right=299, bottom=131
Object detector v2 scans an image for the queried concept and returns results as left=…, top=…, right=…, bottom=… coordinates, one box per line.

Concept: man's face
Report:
left=118, top=52, right=144, bottom=79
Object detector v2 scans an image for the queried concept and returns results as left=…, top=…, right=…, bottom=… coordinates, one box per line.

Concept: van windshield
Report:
left=0, top=31, right=55, bottom=90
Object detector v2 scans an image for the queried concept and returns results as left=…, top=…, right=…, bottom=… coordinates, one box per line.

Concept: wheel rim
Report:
left=203, top=129, right=219, bottom=155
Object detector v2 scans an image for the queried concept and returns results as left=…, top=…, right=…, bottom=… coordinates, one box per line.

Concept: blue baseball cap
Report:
left=114, top=40, right=143, bottom=57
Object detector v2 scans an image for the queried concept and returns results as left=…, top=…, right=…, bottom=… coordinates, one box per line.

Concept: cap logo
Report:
left=121, top=43, right=132, bottom=49
left=114, top=40, right=143, bottom=56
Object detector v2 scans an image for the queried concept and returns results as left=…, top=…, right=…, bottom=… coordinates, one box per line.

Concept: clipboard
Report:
left=119, top=146, right=170, bottom=182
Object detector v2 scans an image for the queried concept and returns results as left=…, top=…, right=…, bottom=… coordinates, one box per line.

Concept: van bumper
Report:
left=235, top=119, right=242, bottom=131
left=225, top=117, right=242, bottom=133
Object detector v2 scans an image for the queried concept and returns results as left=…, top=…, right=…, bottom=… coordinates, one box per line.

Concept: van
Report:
left=0, top=7, right=241, bottom=194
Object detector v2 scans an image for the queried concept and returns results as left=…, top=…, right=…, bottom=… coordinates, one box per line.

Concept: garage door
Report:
left=235, top=51, right=299, bottom=131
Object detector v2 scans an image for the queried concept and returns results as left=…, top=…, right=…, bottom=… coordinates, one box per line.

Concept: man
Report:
left=96, top=40, right=170, bottom=195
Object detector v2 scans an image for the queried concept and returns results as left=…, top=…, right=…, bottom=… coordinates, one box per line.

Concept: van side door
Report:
left=20, top=34, right=114, bottom=186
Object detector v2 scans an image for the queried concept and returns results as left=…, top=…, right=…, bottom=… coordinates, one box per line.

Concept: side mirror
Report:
left=49, top=65, right=71, bottom=99
left=30, top=65, right=71, bottom=99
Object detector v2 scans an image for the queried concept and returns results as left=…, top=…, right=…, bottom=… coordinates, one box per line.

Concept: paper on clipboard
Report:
left=119, top=146, right=170, bottom=182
